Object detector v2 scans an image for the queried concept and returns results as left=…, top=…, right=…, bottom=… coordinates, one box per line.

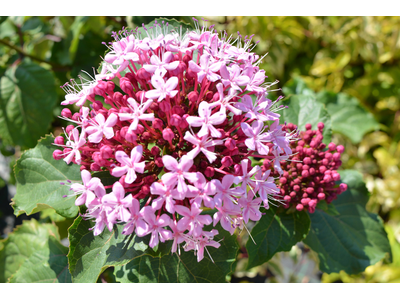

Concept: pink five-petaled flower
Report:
left=186, top=101, right=226, bottom=138
left=145, top=75, right=178, bottom=102
left=63, top=128, right=86, bottom=164
left=254, top=169, right=280, bottom=208
left=233, top=159, right=260, bottom=196
left=235, top=94, right=273, bottom=122
left=104, top=36, right=139, bottom=66
left=241, top=120, right=270, bottom=155
left=86, top=113, right=118, bottom=143
left=161, top=155, right=198, bottom=198
left=210, top=83, right=242, bottom=116
left=118, top=97, right=155, bottom=133
left=102, top=181, right=132, bottom=223
left=143, top=52, right=179, bottom=76
left=112, top=145, right=145, bottom=184
left=150, top=181, right=184, bottom=214
left=220, top=64, right=250, bottom=91
left=213, top=203, right=242, bottom=235
left=175, top=202, right=212, bottom=238
left=121, top=197, right=149, bottom=236
left=71, top=169, right=101, bottom=206
left=213, top=174, right=244, bottom=208
left=169, top=220, right=187, bottom=255
left=186, top=173, right=217, bottom=209
left=141, top=206, right=172, bottom=249
left=238, top=191, right=262, bottom=223
left=188, top=53, right=223, bottom=83
left=183, top=131, right=223, bottom=163
left=184, top=230, right=221, bottom=262
left=264, top=120, right=293, bottom=155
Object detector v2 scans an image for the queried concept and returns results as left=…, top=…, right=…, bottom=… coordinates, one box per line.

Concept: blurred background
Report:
left=0, top=16, right=399, bottom=282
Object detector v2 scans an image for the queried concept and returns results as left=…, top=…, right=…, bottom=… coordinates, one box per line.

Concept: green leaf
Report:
left=316, top=91, right=380, bottom=143
left=12, top=134, right=81, bottom=218
left=0, top=60, right=58, bottom=148
left=68, top=216, right=238, bottom=283
left=282, top=77, right=316, bottom=97
left=8, top=235, right=71, bottom=283
left=303, top=170, right=392, bottom=274
left=137, top=17, right=193, bottom=40
left=92, top=171, right=119, bottom=187
left=246, top=206, right=311, bottom=270
left=281, top=94, right=332, bottom=144
left=0, top=219, right=67, bottom=282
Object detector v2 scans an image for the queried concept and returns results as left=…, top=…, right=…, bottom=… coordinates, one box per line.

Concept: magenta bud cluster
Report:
left=274, top=122, right=347, bottom=213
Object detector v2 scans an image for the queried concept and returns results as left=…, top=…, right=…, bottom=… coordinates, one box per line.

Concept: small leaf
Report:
left=12, top=134, right=81, bottom=218
left=0, top=60, right=58, bottom=148
left=0, top=219, right=65, bottom=282
left=281, top=94, right=332, bottom=144
left=68, top=216, right=238, bottom=283
left=303, top=170, right=392, bottom=274
left=246, top=206, right=311, bottom=270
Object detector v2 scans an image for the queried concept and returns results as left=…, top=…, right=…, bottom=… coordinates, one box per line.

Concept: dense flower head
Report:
left=54, top=19, right=294, bottom=262
left=272, top=122, right=347, bottom=213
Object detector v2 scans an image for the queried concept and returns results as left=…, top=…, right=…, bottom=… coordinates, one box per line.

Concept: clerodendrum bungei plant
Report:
left=7, top=18, right=392, bottom=283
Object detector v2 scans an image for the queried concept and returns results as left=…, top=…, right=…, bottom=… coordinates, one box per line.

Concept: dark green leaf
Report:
left=246, top=206, right=310, bottom=270
left=68, top=216, right=238, bottom=283
left=0, top=60, right=58, bottom=148
left=12, top=134, right=81, bottom=218
left=303, top=170, right=392, bottom=274
left=281, top=94, right=332, bottom=144
left=316, top=91, right=380, bottom=143
left=0, top=219, right=63, bottom=282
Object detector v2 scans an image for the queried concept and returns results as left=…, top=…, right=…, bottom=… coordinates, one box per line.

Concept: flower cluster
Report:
left=54, top=19, right=294, bottom=262
left=271, top=122, right=348, bottom=213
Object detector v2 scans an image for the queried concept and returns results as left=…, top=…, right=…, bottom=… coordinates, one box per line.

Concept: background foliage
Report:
left=0, top=16, right=399, bottom=283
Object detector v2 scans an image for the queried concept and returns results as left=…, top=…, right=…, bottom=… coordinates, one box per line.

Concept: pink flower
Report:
left=71, top=169, right=101, bottom=206
left=254, top=170, right=280, bottom=208
left=263, top=121, right=292, bottom=155
left=188, top=53, right=223, bottom=82
left=169, top=220, right=187, bottom=255
left=143, top=52, right=179, bottom=76
left=175, top=203, right=212, bottom=237
left=238, top=191, right=262, bottom=223
left=235, top=94, right=276, bottom=121
left=186, top=101, right=226, bottom=138
left=220, top=64, right=250, bottom=91
left=104, top=36, right=139, bottom=65
left=150, top=181, right=183, bottom=213
left=233, top=159, right=260, bottom=195
left=184, top=230, right=221, bottom=262
left=183, top=131, right=223, bottom=163
left=186, top=173, right=217, bottom=208
left=161, top=155, right=198, bottom=197
left=241, top=120, right=270, bottom=155
left=141, top=206, right=172, bottom=248
left=118, top=97, right=155, bottom=133
left=122, top=198, right=149, bottom=236
left=86, top=113, right=118, bottom=143
left=111, top=145, right=145, bottom=184
left=211, top=83, right=242, bottom=116
left=102, top=182, right=132, bottom=223
left=145, top=75, right=179, bottom=102
left=63, top=128, right=86, bottom=164
left=213, top=203, right=241, bottom=235
left=213, top=174, right=244, bottom=208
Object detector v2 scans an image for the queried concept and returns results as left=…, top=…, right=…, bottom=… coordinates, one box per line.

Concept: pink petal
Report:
left=162, top=155, right=179, bottom=171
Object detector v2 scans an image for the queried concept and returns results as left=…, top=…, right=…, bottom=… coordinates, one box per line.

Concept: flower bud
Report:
left=136, top=68, right=151, bottom=80
left=188, top=91, right=199, bottom=103
left=155, top=157, right=164, bottom=167
left=151, top=146, right=161, bottom=157
left=90, top=163, right=101, bottom=171
left=53, top=149, right=63, bottom=160
left=152, top=118, right=164, bottom=131
left=170, top=114, right=182, bottom=127
left=61, top=108, right=72, bottom=119
left=336, top=145, right=345, bottom=153
left=100, top=145, right=113, bottom=159
left=66, top=125, right=75, bottom=135
left=163, top=128, right=174, bottom=142
left=54, top=136, right=65, bottom=145
left=328, top=142, right=336, bottom=152
left=225, top=138, right=236, bottom=150
left=204, top=166, right=214, bottom=177
left=159, top=101, right=171, bottom=112
left=221, top=156, right=233, bottom=168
